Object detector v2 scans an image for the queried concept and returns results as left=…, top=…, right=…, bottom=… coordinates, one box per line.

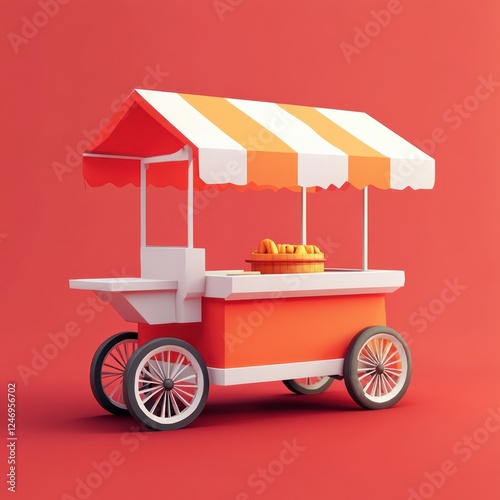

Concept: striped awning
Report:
left=83, top=89, right=435, bottom=191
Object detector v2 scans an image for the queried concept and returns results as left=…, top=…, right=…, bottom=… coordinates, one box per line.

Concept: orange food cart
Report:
left=70, top=90, right=435, bottom=430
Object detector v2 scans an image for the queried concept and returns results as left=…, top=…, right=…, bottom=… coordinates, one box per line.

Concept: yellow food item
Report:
left=256, top=239, right=323, bottom=256
left=268, top=240, right=278, bottom=254
left=258, top=238, right=278, bottom=254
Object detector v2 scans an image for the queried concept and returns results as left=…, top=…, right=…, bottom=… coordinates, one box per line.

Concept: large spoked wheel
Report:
left=344, top=326, right=411, bottom=410
left=282, top=376, right=334, bottom=395
left=90, top=332, right=138, bottom=416
left=124, top=338, right=209, bottom=431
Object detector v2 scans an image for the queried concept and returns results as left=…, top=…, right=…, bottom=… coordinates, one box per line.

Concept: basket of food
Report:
left=246, top=238, right=326, bottom=274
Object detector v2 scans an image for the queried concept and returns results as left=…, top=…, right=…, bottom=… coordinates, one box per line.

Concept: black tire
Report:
left=90, top=332, right=138, bottom=416
left=344, top=326, right=411, bottom=410
left=282, top=376, right=334, bottom=395
left=124, top=338, right=209, bottom=430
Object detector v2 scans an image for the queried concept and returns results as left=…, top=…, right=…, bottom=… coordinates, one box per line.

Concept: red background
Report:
left=2, top=0, right=500, bottom=498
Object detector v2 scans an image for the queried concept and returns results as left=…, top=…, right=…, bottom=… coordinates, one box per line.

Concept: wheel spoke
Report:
left=382, top=372, right=397, bottom=388
left=171, top=363, right=190, bottom=382
left=140, top=365, right=162, bottom=384
left=108, top=382, right=122, bottom=399
left=361, top=345, right=378, bottom=365
left=159, top=350, right=167, bottom=379
left=375, top=339, right=383, bottom=362
left=169, top=391, right=181, bottom=415
left=161, top=391, right=167, bottom=419
left=358, top=364, right=376, bottom=372
left=384, top=367, right=402, bottom=376
left=115, top=344, right=128, bottom=367
left=171, top=388, right=192, bottom=408
left=376, top=374, right=385, bottom=396
left=367, top=375, right=377, bottom=397
left=358, top=370, right=376, bottom=382
left=123, top=341, right=130, bottom=360
left=150, top=391, right=164, bottom=414
left=382, top=350, right=399, bottom=366
left=102, top=362, right=124, bottom=371
left=141, top=386, right=164, bottom=404
left=138, top=381, right=163, bottom=395
left=174, top=373, right=196, bottom=383
left=366, top=340, right=379, bottom=364
left=108, top=351, right=126, bottom=370
left=384, top=359, right=402, bottom=368
left=170, top=355, right=187, bottom=379
left=174, top=382, right=198, bottom=389
left=147, top=361, right=165, bottom=382
left=101, top=370, right=123, bottom=378
left=380, top=340, right=393, bottom=364
left=363, top=373, right=376, bottom=394
left=102, top=375, right=123, bottom=389
left=173, top=386, right=197, bottom=399
left=359, top=354, right=377, bottom=367
left=380, top=373, right=391, bottom=395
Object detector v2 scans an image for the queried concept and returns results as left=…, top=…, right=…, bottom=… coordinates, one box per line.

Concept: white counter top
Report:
left=204, top=269, right=405, bottom=300
left=70, top=269, right=404, bottom=301
left=69, top=277, right=178, bottom=292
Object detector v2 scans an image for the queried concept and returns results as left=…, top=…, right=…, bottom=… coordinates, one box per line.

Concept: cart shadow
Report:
left=59, top=414, right=146, bottom=435
left=199, top=392, right=360, bottom=427
left=58, top=391, right=361, bottom=434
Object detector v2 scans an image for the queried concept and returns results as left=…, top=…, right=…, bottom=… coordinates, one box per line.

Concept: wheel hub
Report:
left=163, top=379, right=174, bottom=391
left=375, top=364, right=385, bottom=375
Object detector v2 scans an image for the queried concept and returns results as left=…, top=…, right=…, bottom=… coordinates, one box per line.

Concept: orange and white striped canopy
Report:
left=83, top=89, right=435, bottom=191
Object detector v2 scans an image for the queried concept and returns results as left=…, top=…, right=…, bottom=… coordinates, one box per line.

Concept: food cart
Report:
left=70, top=90, right=435, bottom=430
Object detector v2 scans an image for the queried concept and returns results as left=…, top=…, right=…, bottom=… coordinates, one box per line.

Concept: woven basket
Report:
left=246, top=252, right=325, bottom=274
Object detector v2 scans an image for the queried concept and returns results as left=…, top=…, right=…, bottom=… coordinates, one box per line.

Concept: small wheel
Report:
left=124, top=338, right=209, bottom=430
left=344, top=326, right=411, bottom=410
left=90, top=332, right=138, bottom=416
left=283, top=376, right=334, bottom=395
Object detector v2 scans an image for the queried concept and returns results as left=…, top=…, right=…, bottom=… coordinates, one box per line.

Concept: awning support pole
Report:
left=140, top=160, right=147, bottom=247
left=187, top=147, right=194, bottom=248
left=301, top=187, right=307, bottom=245
left=362, top=186, right=368, bottom=270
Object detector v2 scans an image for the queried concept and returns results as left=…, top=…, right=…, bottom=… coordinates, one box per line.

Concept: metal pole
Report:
left=140, top=160, right=147, bottom=247
left=187, top=147, right=194, bottom=248
left=301, top=187, right=307, bottom=245
left=362, top=186, right=368, bottom=270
